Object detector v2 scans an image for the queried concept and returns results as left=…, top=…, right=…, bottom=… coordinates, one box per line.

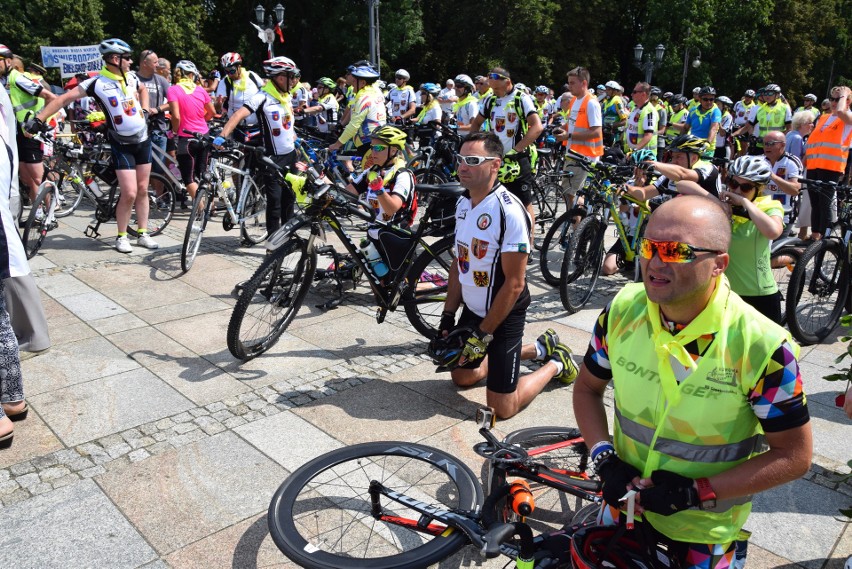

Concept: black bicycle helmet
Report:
left=650, top=86, right=662, bottom=97
left=699, top=86, right=716, bottom=97
left=666, top=133, right=708, bottom=155
left=428, top=327, right=474, bottom=372
left=764, top=83, right=782, bottom=94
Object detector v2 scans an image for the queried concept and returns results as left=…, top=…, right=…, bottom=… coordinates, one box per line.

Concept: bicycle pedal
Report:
left=375, top=307, right=387, bottom=324
left=84, top=225, right=100, bottom=238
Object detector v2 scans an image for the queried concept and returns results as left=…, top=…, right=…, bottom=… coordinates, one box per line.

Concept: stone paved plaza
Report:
left=1, top=204, right=850, bottom=568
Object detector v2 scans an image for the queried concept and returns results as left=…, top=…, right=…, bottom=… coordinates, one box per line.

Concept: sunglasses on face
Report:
left=640, top=238, right=722, bottom=263
left=701, top=97, right=715, bottom=102
left=763, top=141, right=783, bottom=146
left=119, top=55, right=132, bottom=61
left=488, top=73, right=509, bottom=81
left=225, top=65, right=239, bottom=73
left=829, top=96, right=844, bottom=102
left=455, top=154, right=497, bottom=166
left=726, top=178, right=756, bottom=192
left=371, top=144, right=388, bottom=152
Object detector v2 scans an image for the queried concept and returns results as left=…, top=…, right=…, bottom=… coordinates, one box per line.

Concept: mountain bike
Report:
left=225, top=159, right=464, bottom=360
left=785, top=180, right=852, bottom=344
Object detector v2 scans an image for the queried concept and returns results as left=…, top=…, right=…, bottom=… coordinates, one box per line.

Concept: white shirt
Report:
left=438, top=87, right=457, bottom=114
left=388, top=85, right=416, bottom=119
left=244, top=90, right=295, bottom=156
left=762, top=153, right=802, bottom=213
left=478, top=88, right=537, bottom=154
left=215, top=71, right=263, bottom=126
left=80, top=73, right=148, bottom=142
left=0, top=87, right=31, bottom=278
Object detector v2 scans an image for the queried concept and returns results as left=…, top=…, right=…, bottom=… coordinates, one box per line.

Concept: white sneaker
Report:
left=136, top=233, right=159, bottom=250
left=115, top=235, right=133, bottom=254
left=34, top=206, right=46, bottom=222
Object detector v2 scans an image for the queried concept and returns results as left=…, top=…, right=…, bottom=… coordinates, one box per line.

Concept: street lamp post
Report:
left=680, top=47, right=702, bottom=96
left=251, top=3, right=285, bottom=59
left=633, top=43, right=666, bottom=85
left=367, top=0, right=381, bottom=74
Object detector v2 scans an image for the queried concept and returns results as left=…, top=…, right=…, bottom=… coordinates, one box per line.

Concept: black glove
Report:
left=23, top=117, right=47, bottom=136
left=439, top=311, right=456, bottom=336
left=595, top=454, right=641, bottom=508
left=638, top=470, right=699, bottom=516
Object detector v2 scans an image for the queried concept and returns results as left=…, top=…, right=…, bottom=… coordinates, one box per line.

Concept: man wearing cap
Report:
left=795, top=94, right=819, bottom=122
left=388, top=69, right=416, bottom=123
left=438, top=79, right=457, bottom=123
left=602, top=80, right=627, bottom=147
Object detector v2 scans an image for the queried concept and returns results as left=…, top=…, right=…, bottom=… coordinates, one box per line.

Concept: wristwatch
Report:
left=475, top=327, right=494, bottom=344
left=695, top=477, right=717, bottom=510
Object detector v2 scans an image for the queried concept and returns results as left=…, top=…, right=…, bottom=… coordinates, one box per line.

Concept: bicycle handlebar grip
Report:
left=480, top=524, right=516, bottom=558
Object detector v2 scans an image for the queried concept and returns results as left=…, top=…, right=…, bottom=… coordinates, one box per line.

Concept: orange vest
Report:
left=805, top=113, right=852, bottom=173
left=571, top=93, right=604, bottom=158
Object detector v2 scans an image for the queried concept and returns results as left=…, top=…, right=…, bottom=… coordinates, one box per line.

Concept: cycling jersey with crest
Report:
left=243, top=89, right=295, bottom=156
left=80, top=74, right=148, bottom=143
left=478, top=88, right=537, bottom=154
left=454, top=184, right=532, bottom=317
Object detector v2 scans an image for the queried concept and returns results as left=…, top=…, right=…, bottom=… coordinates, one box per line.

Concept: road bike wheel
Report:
left=227, top=237, right=316, bottom=360
left=413, top=167, right=446, bottom=185
left=786, top=239, right=850, bottom=345
left=770, top=246, right=801, bottom=327
left=54, top=177, right=85, bottom=218
left=560, top=216, right=605, bottom=313
left=239, top=178, right=268, bottom=245
left=21, top=183, right=58, bottom=259
left=402, top=236, right=455, bottom=338
left=127, top=172, right=176, bottom=237
left=181, top=188, right=210, bottom=273
left=268, top=441, right=483, bottom=569
left=488, top=427, right=597, bottom=526
left=539, top=211, right=574, bottom=287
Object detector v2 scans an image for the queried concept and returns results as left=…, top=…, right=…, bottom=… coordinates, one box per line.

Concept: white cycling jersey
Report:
left=79, top=73, right=148, bottom=143
left=478, top=88, right=537, bottom=154
left=388, top=85, right=416, bottom=119
left=214, top=71, right=263, bottom=126
left=243, top=89, right=295, bottom=156
left=454, top=184, right=531, bottom=318
left=762, top=153, right=802, bottom=213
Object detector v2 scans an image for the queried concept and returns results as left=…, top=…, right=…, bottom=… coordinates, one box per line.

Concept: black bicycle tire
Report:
left=21, top=183, right=56, bottom=259
left=560, top=216, right=605, bottom=313
left=770, top=246, right=801, bottom=327
left=226, top=237, right=316, bottom=360
left=127, top=172, right=176, bottom=237
left=267, top=441, right=483, bottom=569
left=402, top=235, right=456, bottom=338
left=239, top=178, right=268, bottom=245
left=54, top=175, right=85, bottom=218
left=539, top=211, right=573, bottom=287
left=412, top=167, right=446, bottom=185
left=181, top=188, right=210, bottom=273
left=786, top=239, right=849, bottom=345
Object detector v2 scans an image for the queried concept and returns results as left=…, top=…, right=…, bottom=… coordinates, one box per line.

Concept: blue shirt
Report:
left=785, top=130, right=804, bottom=160
left=685, top=105, right=721, bottom=139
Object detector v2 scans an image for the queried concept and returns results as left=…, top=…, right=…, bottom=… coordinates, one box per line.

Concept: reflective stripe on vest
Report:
left=805, top=113, right=852, bottom=173
left=8, top=68, right=45, bottom=125
left=571, top=93, right=603, bottom=157
left=607, top=278, right=796, bottom=544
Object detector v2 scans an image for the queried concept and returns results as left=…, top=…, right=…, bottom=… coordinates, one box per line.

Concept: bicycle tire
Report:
left=127, top=172, right=176, bottom=237
left=227, top=236, right=316, bottom=360
left=181, top=188, right=210, bottom=273
left=21, top=182, right=58, bottom=259
left=770, top=246, right=801, bottom=327
left=402, top=236, right=455, bottom=338
left=412, top=167, right=446, bottom=185
left=539, top=211, right=574, bottom=287
left=560, top=216, right=605, bottom=313
left=239, top=177, right=268, bottom=245
left=786, top=239, right=849, bottom=345
left=489, top=427, right=597, bottom=526
left=267, top=441, right=483, bottom=569
left=54, top=176, right=85, bottom=218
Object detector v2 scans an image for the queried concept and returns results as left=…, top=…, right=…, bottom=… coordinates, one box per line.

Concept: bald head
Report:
left=763, top=131, right=785, bottom=145
left=647, top=196, right=731, bottom=252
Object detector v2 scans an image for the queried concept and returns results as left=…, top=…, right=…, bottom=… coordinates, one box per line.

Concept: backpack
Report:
left=223, top=71, right=263, bottom=108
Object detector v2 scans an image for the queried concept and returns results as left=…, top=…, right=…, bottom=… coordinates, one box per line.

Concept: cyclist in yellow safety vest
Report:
left=733, top=84, right=790, bottom=155
left=602, top=80, right=627, bottom=146
left=573, top=194, right=812, bottom=568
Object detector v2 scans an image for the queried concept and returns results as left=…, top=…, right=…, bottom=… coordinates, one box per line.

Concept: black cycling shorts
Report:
left=16, top=131, right=43, bottom=164
left=456, top=305, right=525, bottom=394
left=110, top=137, right=152, bottom=170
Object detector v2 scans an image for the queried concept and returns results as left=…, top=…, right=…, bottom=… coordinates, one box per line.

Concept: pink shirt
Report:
left=166, top=84, right=211, bottom=137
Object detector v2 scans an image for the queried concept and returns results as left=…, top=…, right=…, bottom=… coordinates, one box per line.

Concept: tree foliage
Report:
left=1, top=0, right=850, bottom=106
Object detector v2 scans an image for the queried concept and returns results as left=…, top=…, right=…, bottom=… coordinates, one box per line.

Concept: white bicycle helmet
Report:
left=394, top=68, right=410, bottom=80
left=454, top=74, right=474, bottom=90
left=99, top=38, right=132, bottom=56
left=175, top=60, right=200, bottom=79
left=605, top=80, right=619, bottom=89
left=729, top=155, right=772, bottom=185
left=263, top=56, right=299, bottom=77
left=717, top=95, right=733, bottom=106
left=220, top=52, right=242, bottom=68
left=0, top=44, right=13, bottom=58
left=804, top=93, right=817, bottom=102
left=535, top=85, right=549, bottom=95
left=744, top=89, right=756, bottom=97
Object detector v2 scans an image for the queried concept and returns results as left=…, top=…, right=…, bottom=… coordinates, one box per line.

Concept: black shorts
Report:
left=455, top=305, right=525, bottom=394
left=740, top=291, right=782, bottom=324
left=110, top=137, right=152, bottom=170
left=16, top=131, right=43, bottom=164
left=176, top=137, right=208, bottom=185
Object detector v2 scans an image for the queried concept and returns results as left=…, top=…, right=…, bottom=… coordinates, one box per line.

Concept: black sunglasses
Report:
left=701, top=97, right=715, bottom=102
left=727, top=178, right=756, bottom=192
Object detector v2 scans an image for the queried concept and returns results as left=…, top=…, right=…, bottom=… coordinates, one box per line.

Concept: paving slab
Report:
left=28, top=367, right=194, bottom=446
left=38, top=295, right=82, bottom=329
left=56, top=290, right=128, bottom=321
left=47, top=320, right=99, bottom=346
left=89, top=312, right=149, bottom=335
left=135, top=296, right=231, bottom=325
left=0, top=406, right=64, bottom=469
left=107, top=326, right=197, bottom=368
left=149, top=356, right=252, bottom=406
left=97, top=430, right=286, bottom=554
left=0, top=478, right=157, bottom=568
left=34, top=272, right=96, bottom=299
left=288, top=310, right=423, bottom=358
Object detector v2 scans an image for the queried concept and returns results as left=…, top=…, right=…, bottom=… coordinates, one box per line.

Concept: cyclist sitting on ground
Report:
left=28, top=38, right=159, bottom=254
left=625, top=134, right=721, bottom=200
left=215, top=56, right=300, bottom=236
left=167, top=60, right=215, bottom=200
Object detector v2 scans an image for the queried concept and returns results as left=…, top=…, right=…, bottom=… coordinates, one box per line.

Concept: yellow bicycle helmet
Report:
left=498, top=159, right=521, bottom=183
left=666, top=133, right=708, bottom=155
left=370, top=124, right=407, bottom=149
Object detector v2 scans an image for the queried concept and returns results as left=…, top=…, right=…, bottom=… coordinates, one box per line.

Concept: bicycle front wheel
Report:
left=127, top=172, right=176, bottom=237
left=560, top=216, right=605, bottom=313
left=54, top=177, right=85, bottom=218
left=227, top=237, right=316, bottom=360
left=268, top=441, right=483, bottom=569
left=402, top=236, right=455, bottom=338
left=786, top=239, right=849, bottom=345
left=239, top=178, right=268, bottom=245
left=21, top=183, right=58, bottom=259
left=539, top=211, right=574, bottom=287
left=181, top=188, right=210, bottom=273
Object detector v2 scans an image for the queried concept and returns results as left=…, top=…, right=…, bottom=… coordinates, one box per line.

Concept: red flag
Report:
left=274, top=23, right=285, bottom=43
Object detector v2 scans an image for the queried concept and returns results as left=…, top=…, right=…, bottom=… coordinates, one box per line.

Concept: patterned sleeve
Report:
left=582, top=302, right=613, bottom=380
left=747, top=340, right=809, bottom=432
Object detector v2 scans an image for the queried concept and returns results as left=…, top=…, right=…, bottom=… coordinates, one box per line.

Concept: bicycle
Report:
left=225, top=159, right=464, bottom=360
left=785, top=179, right=852, bottom=344
left=180, top=134, right=268, bottom=272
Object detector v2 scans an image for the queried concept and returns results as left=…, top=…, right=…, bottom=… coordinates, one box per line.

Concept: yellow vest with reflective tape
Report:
left=607, top=277, right=796, bottom=544
left=8, top=68, right=45, bottom=126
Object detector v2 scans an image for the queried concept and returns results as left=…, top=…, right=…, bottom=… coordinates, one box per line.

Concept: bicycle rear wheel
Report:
left=786, top=239, right=849, bottom=345
left=181, top=188, right=210, bottom=273
left=402, top=236, right=455, bottom=338
left=539, top=211, right=574, bottom=287
left=127, top=172, right=176, bottom=237
left=560, top=216, right=605, bottom=313
left=770, top=246, right=801, bottom=327
left=268, top=441, right=482, bottom=569
left=489, top=427, right=598, bottom=526
left=54, top=176, right=85, bottom=218
left=239, top=178, right=268, bottom=245
left=21, top=183, right=58, bottom=259
left=227, top=236, right=316, bottom=360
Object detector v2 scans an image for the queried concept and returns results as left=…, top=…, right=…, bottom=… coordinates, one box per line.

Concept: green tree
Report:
left=132, top=0, right=216, bottom=74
